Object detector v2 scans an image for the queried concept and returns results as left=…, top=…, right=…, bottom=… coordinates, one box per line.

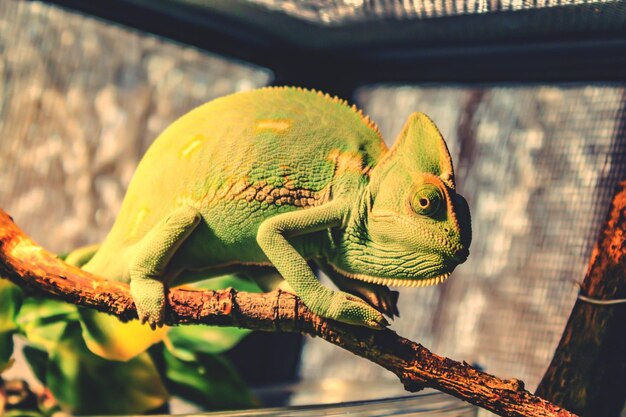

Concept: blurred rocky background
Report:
left=0, top=0, right=269, bottom=254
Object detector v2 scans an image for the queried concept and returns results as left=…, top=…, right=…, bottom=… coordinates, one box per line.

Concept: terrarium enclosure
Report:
left=0, top=0, right=625, bottom=416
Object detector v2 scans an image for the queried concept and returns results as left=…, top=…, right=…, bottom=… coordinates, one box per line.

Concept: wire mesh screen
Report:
left=0, top=0, right=270, bottom=254
left=300, top=85, right=626, bottom=393
left=243, top=0, right=626, bottom=25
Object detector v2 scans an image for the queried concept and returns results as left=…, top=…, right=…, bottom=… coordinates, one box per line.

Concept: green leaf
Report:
left=163, top=348, right=255, bottom=410
left=166, top=274, right=260, bottom=356
left=0, top=281, right=22, bottom=332
left=22, top=346, right=49, bottom=383
left=3, top=411, right=44, bottom=417
left=16, top=297, right=78, bottom=325
left=0, top=281, right=23, bottom=372
left=192, top=274, right=262, bottom=293
left=0, top=333, right=14, bottom=373
left=45, top=323, right=169, bottom=415
left=15, top=298, right=78, bottom=351
left=167, top=325, right=251, bottom=356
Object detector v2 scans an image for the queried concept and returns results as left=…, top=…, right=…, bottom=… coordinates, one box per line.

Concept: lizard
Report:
left=70, top=86, right=471, bottom=361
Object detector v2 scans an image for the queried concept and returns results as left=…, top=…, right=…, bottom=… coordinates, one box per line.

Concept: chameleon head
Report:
left=330, top=112, right=472, bottom=287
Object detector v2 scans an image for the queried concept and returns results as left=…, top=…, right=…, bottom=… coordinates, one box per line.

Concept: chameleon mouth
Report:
left=329, top=264, right=452, bottom=288
left=355, top=272, right=452, bottom=288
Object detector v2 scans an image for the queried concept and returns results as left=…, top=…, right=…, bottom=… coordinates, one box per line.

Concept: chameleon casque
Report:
left=71, top=86, right=471, bottom=360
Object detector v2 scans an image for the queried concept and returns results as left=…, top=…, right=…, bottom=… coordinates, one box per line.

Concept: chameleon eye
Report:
left=412, top=184, right=443, bottom=217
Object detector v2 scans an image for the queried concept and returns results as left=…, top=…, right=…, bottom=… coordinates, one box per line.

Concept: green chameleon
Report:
left=68, top=86, right=471, bottom=360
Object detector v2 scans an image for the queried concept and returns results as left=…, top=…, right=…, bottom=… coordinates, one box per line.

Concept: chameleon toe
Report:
left=325, top=291, right=389, bottom=330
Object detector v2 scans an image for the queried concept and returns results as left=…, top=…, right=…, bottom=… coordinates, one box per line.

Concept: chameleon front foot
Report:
left=315, top=260, right=400, bottom=319
left=130, top=278, right=166, bottom=330
left=324, top=291, right=389, bottom=329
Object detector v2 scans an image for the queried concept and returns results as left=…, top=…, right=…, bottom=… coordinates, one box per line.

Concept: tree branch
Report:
left=536, top=180, right=626, bottom=416
left=0, top=209, right=576, bottom=417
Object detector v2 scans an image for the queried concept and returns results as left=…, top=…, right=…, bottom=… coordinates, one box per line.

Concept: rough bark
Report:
left=0, top=209, right=577, bottom=417
left=536, top=181, right=626, bottom=416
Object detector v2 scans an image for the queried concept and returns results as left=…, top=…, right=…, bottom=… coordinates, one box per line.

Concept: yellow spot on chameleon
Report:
left=175, top=193, right=202, bottom=210
left=180, top=134, right=206, bottom=158
left=327, top=149, right=365, bottom=175
left=128, top=207, right=150, bottom=240
left=254, top=119, right=291, bottom=133
left=219, top=178, right=251, bottom=201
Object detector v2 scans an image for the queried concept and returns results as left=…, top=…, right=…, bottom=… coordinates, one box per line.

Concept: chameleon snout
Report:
left=452, top=247, right=469, bottom=263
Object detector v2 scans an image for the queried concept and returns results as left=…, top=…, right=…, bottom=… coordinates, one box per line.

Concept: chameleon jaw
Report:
left=328, top=264, right=452, bottom=288
left=356, top=272, right=452, bottom=288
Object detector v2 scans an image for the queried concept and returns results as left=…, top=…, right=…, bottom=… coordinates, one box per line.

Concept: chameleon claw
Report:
left=140, top=311, right=164, bottom=330
left=325, top=291, right=390, bottom=330
left=377, top=316, right=390, bottom=329
left=360, top=315, right=389, bottom=330
left=362, top=313, right=389, bottom=329
left=152, top=315, right=165, bottom=330
left=130, top=278, right=166, bottom=331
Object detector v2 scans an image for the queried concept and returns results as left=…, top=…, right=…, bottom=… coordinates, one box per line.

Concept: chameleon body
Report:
left=76, top=87, right=471, bottom=360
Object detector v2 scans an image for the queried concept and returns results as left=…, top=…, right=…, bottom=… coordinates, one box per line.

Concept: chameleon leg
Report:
left=257, top=200, right=388, bottom=329
left=129, top=206, right=201, bottom=329
left=316, top=259, right=399, bottom=318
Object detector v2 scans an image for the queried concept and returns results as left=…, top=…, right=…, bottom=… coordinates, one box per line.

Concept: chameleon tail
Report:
left=62, top=243, right=101, bottom=267
left=64, top=245, right=166, bottom=361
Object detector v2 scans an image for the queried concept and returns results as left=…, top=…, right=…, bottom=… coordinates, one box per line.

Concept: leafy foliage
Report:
left=163, top=348, right=256, bottom=410
left=47, top=323, right=169, bottom=414
left=0, top=281, right=22, bottom=373
left=16, top=298, right=78, bottom=351
left=0, top=274, right=262, bottom=415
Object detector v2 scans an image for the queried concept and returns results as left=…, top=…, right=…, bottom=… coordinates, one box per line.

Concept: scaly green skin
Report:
left=78, top=87, right=471, bottom=360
